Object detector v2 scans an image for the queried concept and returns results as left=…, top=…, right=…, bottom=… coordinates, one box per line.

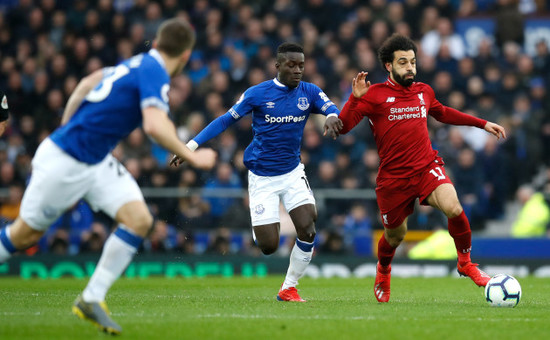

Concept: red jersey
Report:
left=340, top=78, right=487, bottom=178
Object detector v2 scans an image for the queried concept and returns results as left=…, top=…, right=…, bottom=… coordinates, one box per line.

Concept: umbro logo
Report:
left=266, top=102, right=275, bottom=108
left=386, top=97, right=395, bottom=102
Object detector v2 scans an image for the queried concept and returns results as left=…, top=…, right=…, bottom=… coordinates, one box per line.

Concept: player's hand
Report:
left=169, top=154, right=183, bottom=167
left=484, top=122, right=507, bottom=140
left=0, top=121, right=8, bottom=137
left=352, top=71, right=371, bottom=98
left=188, top=148, right=217, bottom=170
left=323, top=115, right=343, bottom=139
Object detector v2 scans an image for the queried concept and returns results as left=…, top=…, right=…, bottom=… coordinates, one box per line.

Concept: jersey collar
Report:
left=386, top=77, right=415, bottom=91
left=273, top=78, right=286, bottom=87
left=273, top=77, right=300, bottom=90
left=148, top=49, right=167, bottom=72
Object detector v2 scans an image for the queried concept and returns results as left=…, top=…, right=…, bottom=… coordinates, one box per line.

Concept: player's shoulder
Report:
left=368, top=82, right=387, bottom=92
left=299, top=80, right=320, bottom=90
left=238, top=80, right=273, bottom=105
left=247, top=79, right=275, bottom=93
left=131, top=51, right=169, bottom=78
left=411, top=81, right=435, bottom=94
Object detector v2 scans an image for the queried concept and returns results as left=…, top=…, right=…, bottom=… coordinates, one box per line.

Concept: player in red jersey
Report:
left=337, top=34, right=506, bottom=303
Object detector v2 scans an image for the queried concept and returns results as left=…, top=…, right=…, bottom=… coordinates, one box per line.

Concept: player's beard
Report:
left=392, top=69, right=415, bottom=87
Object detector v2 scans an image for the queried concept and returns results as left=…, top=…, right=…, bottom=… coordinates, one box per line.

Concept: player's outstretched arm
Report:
left=61, top=69, right=104, bottom=125
left=484, top=121, right=507, bottom=140
left=142, top=107, right=217, bottom=170
left=169, top=111, right=239, bottom=167
left=352, top=71, right=371, bottom=98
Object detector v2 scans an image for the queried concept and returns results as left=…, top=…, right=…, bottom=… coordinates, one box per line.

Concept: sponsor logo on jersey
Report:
left=266, top=101, right=275, bottom=108
left=297, top=97, right=310, bottom=110
left=265, top=114, right=307, bottom=123
left=386, top=97, right=395, bottom=103
left=388, top=106, right=427, bottom=121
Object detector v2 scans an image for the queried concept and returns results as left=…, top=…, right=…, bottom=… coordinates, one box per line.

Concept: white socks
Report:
left=82, top=227, right=141, bottom=302
left=0, top=226, right=15, bottom=262
left=0, top=241, right=11, bottom=262
left=281, top=239, right=314, bottom=290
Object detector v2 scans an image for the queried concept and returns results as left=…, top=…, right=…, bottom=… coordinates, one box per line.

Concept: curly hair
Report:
left=378, top=34, right=417, bottom=71
left=276, top=42, right=304, bottom=62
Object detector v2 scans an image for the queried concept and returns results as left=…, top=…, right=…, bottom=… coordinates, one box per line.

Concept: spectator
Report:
left=494, top=0, right=524, bottom=49
left=202, top=162, right=242, bottom=228
left=421, top=17, right=465, bottom=60
left=451, top=147, right=485, bottom=229
left=511, top=184, right=550, bottom=237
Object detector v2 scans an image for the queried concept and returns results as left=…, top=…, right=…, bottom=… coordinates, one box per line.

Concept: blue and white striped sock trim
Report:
left=0, top=227, right=17, bottom=253
left=113, top=226, right=143, bottom=249
left=296, top=238, right=314, bottom=252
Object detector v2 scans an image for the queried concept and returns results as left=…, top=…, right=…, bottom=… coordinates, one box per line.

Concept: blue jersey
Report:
left=50, top=49, right=170, bottom=164
left=193, top=78, right=339, bottom=176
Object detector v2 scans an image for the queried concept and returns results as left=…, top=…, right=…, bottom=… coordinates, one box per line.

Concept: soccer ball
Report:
left=484, top=274, right=522, bottom=307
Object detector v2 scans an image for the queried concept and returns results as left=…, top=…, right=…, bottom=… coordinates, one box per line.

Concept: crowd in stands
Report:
left=1, top=0, right=550, bottom=257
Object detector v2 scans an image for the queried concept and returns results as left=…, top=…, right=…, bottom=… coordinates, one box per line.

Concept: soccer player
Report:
left=337, top=34, right=506, bottom=303
left=0, top=91, right=10, bottom=136
left=172, top=42, right=342, bottom=302
left=0, top=18, right=216, bottom=333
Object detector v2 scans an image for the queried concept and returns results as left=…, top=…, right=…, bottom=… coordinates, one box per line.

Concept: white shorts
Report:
left=248, top=163, right=315, bottom=226
left=20, top=138, right=144, bottom=231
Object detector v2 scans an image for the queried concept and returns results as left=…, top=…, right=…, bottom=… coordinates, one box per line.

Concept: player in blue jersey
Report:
left=171, top=42, right=343, bottom=302
left=0, top=18, right=216, bottom=334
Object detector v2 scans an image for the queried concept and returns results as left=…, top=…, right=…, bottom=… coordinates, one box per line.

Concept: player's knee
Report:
left=9, top=219, right=44, bottom=249
left=296, top=224, right=316, bottom=243
left=385, top=232, right=405, bottom=247
left=21, top=231, right=44, bottom=248
left=126, top=211, right=154, bottom=237
left=141, top=213, right=154, bottom=233
left=259, top=242, right=278, bottom=255
left=256, top=237, right=279, bottom=255
left=446, top=205, right=463, bottom=219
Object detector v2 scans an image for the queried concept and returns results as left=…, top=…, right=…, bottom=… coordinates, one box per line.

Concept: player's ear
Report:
left=180, top=49, right=192, bottom=64
left=385, top=62, right=392, bottom=73
left=152, top=40, right=158, bottom=49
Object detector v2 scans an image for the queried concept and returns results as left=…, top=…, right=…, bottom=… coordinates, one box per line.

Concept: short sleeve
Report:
left=138, top=57, right=170, bottom=113
left=229, top=87, right=256, bottom=119
left=311, top=84, right=339, bottom=115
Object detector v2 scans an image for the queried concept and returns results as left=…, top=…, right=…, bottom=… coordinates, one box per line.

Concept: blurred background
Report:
left=0, top=0, right=549, bottom=263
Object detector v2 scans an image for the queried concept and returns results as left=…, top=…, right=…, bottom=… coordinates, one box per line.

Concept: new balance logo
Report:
left=386, top=97, right=395, bottom=102
left=382, top=214, right=388, bottom=225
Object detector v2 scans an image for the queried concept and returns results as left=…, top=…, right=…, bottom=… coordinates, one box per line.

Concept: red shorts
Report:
left=375, top=157, right=453, bottom=229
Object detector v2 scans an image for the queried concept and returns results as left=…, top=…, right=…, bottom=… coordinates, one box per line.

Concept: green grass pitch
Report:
left=1, top=276, right=549, bottom=339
